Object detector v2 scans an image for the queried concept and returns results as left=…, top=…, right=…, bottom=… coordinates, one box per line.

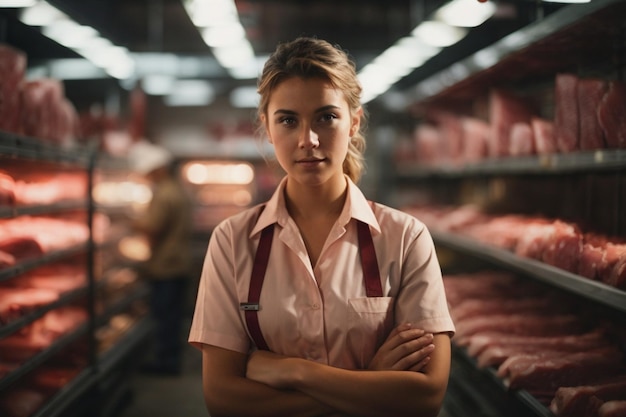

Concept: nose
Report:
left=299, top=126, right=319, bottom=149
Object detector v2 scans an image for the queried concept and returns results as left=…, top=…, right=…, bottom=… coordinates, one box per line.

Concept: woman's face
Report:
left=263, top=76, right=361, bottom=189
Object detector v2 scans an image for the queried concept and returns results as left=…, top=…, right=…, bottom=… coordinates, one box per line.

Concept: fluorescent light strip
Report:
left=183, top=0, right=257, bottom=79
left=435, top=0, right=496, bottom=28
left=359, top=0, right=497, bottom=103
left=19, top=0, right=135, bottom=79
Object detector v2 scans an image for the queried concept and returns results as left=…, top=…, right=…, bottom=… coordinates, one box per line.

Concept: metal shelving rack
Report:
left=393, top=1, right=626, bottom=416
left=0, top=130, right=152, bottom=417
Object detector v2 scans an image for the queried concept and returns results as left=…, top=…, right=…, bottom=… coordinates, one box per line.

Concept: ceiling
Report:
left=0, top=0, right=567, bottom=114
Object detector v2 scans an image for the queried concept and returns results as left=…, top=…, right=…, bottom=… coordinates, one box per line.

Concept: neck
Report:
left=284, top=176, right=348, bottom=221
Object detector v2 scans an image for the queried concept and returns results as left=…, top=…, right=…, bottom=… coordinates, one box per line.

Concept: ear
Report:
left=349, top=107, right=363, bottom=137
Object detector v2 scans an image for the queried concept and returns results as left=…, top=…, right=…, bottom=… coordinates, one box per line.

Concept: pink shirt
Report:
left=189, top=176, right=455, bottom=370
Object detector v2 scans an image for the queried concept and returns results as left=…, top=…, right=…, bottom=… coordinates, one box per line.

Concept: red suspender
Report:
left=356, top=220, right=383, bottom=297
left=242, top=225, right=274, bottom=351
left=244, top=219, right=381, bottom=350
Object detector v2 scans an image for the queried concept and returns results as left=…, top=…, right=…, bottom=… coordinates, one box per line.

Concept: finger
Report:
left=408, top=356, right=431, bottom=372
left=390, top=331, right=433, bottom=355
left=375, top=327, right=423, bottom=358
left=386, top=323, right=415, bottom=340
left=390, top=341, right=435, bottom=371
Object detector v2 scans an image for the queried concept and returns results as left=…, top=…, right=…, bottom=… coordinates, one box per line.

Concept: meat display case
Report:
left=388, top=0, right=626, bottom=416
left=0, top=131, right=152, bottom=417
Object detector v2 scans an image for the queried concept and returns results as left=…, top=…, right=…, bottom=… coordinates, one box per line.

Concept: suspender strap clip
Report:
left=244, top=224, right=274, bottom=351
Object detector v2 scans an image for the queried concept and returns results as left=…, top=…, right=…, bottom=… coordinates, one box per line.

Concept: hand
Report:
left=246, top=350, right=296, bottom=389
left=368, top=323, right=435, bottom=372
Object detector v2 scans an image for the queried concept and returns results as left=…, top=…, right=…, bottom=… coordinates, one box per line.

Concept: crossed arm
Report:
left=200, top=324, right=451, bottom=417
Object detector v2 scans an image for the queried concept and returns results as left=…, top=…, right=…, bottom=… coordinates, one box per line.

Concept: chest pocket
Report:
left=346, top=296, right=394, bottom=369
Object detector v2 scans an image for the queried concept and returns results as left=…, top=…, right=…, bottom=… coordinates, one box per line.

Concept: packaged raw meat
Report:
left=550, top=376, right=626, bottom=417
left=499, top=347, right=625, bottom=393
left=488, top=89, right=534, bottom=158
left=0, top=171, right=16, bottom=206
left=598, top=80, right=626, bottom=149
left=0, top=237, right=44, bottom=263
left=0, top=287, right=60, bottom=325
left=0, top=44, right=27, bottom=134
left=509, top=122, right=534, bottom=156
left=555, top=73, right=580, bottom=153
left=461, top=117, right=489, bottom=163
left=578, top=78, right=608, bottom=150
left=414, top=124, right=442, bottom=165
left=531, top=117, right=557, bottom=154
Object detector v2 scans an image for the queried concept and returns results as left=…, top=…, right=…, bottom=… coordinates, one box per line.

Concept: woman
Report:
left=189, top=37, right=455, bottom=417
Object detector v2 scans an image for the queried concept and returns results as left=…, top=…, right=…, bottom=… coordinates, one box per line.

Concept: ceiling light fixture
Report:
left=0, top=0, right=37, bottom=7
left=19, top=0, right=135, bottom=80
left=435, top=0, right=496, bottom=27
left=358, top=0, right=479, bottom=104
left=164, top=79, right=215, bottom=106
left=183, top=0, right=257, bottom=79
left=412, top=21, right=468, bottom=47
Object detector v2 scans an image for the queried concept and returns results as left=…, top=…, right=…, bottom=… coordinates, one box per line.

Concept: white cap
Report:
left=128, top=141, right=173, bottom=175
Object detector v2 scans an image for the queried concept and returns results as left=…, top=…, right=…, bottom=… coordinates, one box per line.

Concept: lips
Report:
left=296, top=157, right=325, bottom=164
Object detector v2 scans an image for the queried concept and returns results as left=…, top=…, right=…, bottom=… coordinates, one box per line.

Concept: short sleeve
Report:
left=395, top=224, right=455, bottom=336
left=188, top=221, right=252, bottom=353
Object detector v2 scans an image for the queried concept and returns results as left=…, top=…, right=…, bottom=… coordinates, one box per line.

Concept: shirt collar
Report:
left=250, top=175, right=380, bottom=237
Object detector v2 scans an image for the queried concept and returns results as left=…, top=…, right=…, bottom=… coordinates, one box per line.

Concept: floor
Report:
left=117, top=336, right=207, bottom=417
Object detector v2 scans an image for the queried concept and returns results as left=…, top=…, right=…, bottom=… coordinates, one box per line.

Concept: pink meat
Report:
left=599, top=243, right=626, bottom=285
left=488, top=89, right=534, bottom=158
left=0, top=250, right=15, bottom=269
left=429, top=110, right=464, bottom=165
left=555, top=73, right=580, bottom=153
left=606, top=257, right=626, bottom=290
left=541, top=220, right=583, bottom=273
left=476, top=331, right=612, bottom=368
left=463, top=215, right=529, bottom=250
left=0, top=287, right=60, bottom=325
left=532, top=117, right=557, bottom=154
left=579, top=243, right=606, bottom=280
left=0, top=171, right=15, bottom=206
left=433, top=204, right=486, bottom=232
left=14, top=172, right=87, bottom=205
left=449, top=296, right=562, bottom=322
left=0, top=237, right=44, bottom=262
left=466, top=329, right=609, bottom=358
left=578, top=78, right=608, bottom=150
left=12, top=264, right=86, bottom=292
left=498, top=347, right=625, bottom=393
left=509, top=122, right=535, bottom=156
left=454, top=314, right=585, bottom=346
left=598, top=80, right=626, bottom=149
left=599, top=401, right=626, bottom=417
left=443, top=271, right=525, bottom=306
left=414, top=124, right=442, bottom=165
left=550, top=377, right=626, bottom=417
left=0, top=306, right=87, bottom=362
left=514, top=220, right=555, bottom=260
left=0, top=44, right=26, bottom=134
left=461, top=117, right=490, bottom=163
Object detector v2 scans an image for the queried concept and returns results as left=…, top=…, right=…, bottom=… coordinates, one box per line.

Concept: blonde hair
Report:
left=257, top=37, right=368, bottom=183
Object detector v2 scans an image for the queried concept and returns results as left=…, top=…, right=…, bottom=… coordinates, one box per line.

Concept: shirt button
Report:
left=311, top=303, right=320, bottom=309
